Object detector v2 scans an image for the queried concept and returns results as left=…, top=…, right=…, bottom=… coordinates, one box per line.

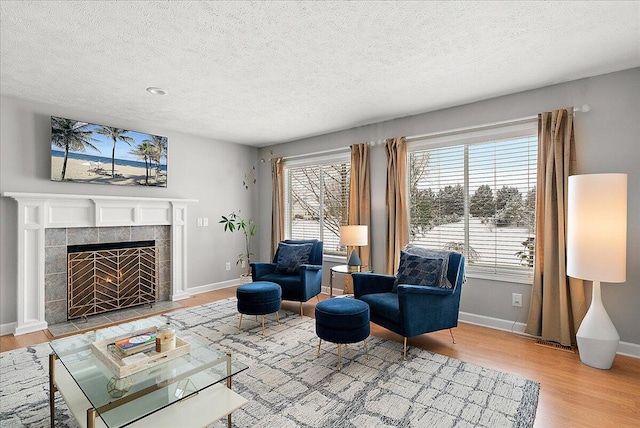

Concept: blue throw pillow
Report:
left=403, top=245, right=452, bottom=288
left=275, top=242, right=313, bottom=274
left=393, top=251, right=444, bottom=292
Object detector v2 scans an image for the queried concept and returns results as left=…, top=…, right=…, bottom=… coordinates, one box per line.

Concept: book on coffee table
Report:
left=92, top=332, right=192, bottom=378
left=113, top=330, right=157, bottom=357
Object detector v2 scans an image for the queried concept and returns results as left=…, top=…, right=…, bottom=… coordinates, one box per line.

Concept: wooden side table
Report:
left=329, top=265, right=371, bottom=297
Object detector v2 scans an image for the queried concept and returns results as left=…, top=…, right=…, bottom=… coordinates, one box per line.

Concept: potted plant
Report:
left=219, top=211, right=257, bottom=277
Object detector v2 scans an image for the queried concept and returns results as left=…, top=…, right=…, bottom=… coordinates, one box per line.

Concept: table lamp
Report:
left=340, top=225, right=368, bottom=269
left=567, top=173, right=627, bottom=369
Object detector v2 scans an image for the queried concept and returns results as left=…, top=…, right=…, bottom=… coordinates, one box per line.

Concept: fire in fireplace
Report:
left=67, top=240, right=158, bottom=320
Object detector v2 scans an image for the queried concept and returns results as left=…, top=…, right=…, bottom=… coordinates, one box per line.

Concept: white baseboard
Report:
left=1, top=322, right=17, bottom=337
left=459, top=311, right=640, bottom=360
left=193, top=283, right=338, bottom=298
left=617, top=341, right=640, bottom=359
left=3, top=287, right=639, bottom=362
left=321, top=285, right=344, bottom=296
left=459, top=311, right=528, bottom=335
left=185, top=279, right=242, bottom=296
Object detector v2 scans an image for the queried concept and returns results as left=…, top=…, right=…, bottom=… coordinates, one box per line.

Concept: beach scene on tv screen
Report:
left=50, top=116, right=167, bottom=187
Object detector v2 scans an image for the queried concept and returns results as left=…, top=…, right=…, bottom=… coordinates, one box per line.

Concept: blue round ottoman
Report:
left=237, top=281, right=282, bottom=335
left=315, top=298, right=370, bottom=370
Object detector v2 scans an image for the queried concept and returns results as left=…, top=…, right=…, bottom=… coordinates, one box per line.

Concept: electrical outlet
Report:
left=225, top=262, right=231, bottom=271
left=512, top=293, right=523, bottom=307
left=241, top=260, right=246, bottom=268
left=197, top=217, right=203, bottom=227
left=203, top=217, right=209, bottom=227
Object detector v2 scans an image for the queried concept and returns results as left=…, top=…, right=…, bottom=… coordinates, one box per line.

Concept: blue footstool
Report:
left=237, top=281, right=282, bottom=335
left=315, top=297, right=370, bottom=370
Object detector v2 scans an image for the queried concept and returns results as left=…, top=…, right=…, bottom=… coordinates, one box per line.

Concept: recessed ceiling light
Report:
left=146, top=87, right=168, bottom=96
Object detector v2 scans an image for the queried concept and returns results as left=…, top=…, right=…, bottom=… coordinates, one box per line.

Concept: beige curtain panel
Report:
left=271, top=157, right=285, bottom=258
left=384, top=137, right=409, bottom=275
left=525, top=109, right=586, bottom=346
left=349, top=143, right=372, bottom=268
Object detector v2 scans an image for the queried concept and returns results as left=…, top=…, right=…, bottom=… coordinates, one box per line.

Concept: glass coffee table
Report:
left=49, top=317, right=248, bottom=428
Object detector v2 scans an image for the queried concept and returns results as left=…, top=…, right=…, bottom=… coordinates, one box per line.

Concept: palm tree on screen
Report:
left=143, top=135, right=167, bottom=178
left=129, top=142, right=155, bottom=185
left=96, top=126, right=135, bottom=177
left=51, top=117, right=100, bottom=180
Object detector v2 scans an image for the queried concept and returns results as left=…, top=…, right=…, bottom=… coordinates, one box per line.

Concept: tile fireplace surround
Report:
left=49, top=230, right=166, bottom=325
left=2, top=192, right=197, bottom=336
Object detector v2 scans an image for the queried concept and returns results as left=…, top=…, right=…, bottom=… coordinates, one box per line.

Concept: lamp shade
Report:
left=340, top=225, right=368, bottom=247
left=567, top=173, right=627, bottom=282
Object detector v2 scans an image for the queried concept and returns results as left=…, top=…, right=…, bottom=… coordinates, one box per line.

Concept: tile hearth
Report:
left=47, top=301, right=182, bottom=337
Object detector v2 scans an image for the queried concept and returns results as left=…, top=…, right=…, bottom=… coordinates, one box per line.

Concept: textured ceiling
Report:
left=1, top=1, right=639, bottom=147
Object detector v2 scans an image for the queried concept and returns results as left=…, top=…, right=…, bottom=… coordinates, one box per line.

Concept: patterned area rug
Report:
left=0, top=298, right=539, bottom=427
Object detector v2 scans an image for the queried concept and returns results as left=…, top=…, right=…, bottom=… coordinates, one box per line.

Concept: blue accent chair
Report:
left=352, top=249, right=465, bottom=359
left=251, top=239, right=323, bottom=316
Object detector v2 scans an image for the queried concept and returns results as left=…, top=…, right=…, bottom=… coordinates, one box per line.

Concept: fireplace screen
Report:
left=67, top=240, right=157, bottom=320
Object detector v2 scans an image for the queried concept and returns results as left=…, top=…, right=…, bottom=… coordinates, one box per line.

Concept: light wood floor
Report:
left=2, top=287, right=638, bottom=428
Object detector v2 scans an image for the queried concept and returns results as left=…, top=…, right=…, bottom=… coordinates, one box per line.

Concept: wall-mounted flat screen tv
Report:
left=50, top=116, right=167, bottom=187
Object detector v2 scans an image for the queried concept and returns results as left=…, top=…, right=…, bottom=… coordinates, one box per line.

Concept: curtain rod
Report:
left=281, top=146, right=349, bottom=161
left=275, top=104, right=592, bottom=157
left=406, top=104, right=590, bottom=143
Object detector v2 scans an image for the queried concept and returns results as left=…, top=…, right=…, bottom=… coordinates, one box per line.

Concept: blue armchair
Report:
left=251, top=239, right=323, bottom=316
left=352, top=247, right=465, bottom=359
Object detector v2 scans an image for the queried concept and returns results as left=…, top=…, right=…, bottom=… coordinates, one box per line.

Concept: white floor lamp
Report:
left=567, top=173, right=627, bottom=370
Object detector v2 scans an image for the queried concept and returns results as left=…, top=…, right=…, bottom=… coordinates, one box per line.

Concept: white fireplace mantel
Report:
left=2, top=192, right=198, bottom=335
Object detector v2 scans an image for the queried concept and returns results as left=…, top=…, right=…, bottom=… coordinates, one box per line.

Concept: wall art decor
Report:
left=51, top=116, right=168, bottom=187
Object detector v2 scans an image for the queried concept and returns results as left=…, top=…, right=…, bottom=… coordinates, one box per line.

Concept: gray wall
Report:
left=2, top=69, right=638, bottom=349
left=0, top=96, right=259, bottom=328
left=255, top=68, right=640, bottom=347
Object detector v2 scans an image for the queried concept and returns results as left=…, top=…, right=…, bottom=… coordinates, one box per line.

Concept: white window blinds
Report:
left=284, top=156, right=351, bottom=256
left=409, top=121, right=537, bottom=280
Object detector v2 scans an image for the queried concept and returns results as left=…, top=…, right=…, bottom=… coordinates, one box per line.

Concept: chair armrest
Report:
left=299, top=264, right=323, bottom=301
left=396, top=284, right=461, bottom=337
left=352, top=273, right=395, bottom=297
left=250, top=262, right=276, bottom=280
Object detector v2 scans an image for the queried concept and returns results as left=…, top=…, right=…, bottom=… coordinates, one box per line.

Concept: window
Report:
left=408, top=121, right=537, bottom=281
left=284, top=153, right=351, bottom=256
